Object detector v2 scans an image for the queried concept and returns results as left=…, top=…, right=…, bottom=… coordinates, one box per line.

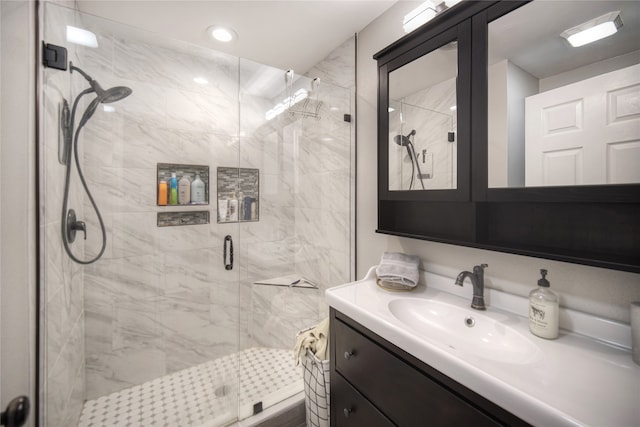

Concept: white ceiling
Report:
left=488, top=0, right=640, bottom=79
left=77, top=0, right=397, bottom=74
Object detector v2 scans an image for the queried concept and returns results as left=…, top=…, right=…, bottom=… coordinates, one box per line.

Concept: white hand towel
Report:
left=375, top=252, right=420, bottom=288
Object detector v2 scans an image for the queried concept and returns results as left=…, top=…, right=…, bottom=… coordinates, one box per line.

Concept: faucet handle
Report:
left=473, top=263, right=488, bottom=274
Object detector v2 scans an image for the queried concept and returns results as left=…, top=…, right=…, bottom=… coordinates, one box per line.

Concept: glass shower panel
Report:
left=237, top=59, right=352, bottom=419
left=40, top=4, right=241, bottom=426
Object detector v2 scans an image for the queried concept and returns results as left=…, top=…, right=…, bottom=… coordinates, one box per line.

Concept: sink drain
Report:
left=464, top=316, right=475, bottom=327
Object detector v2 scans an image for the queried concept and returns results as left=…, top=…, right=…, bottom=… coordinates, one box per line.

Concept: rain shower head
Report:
left=393, top=129, right=416, bottom=147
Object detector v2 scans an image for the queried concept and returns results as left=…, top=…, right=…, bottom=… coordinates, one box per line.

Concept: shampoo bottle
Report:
left=529, top=269, right=559, bottom=339
left=158, top=180, right=167, bottom=205
left=169, top=173, right=178, bottom=205
left=178, top=175, right=191, bottom=205
left=191, top=173, right=205, bottom=204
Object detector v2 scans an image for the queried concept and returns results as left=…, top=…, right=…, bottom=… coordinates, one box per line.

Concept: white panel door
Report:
left=525, top=64, right=640, bottom=186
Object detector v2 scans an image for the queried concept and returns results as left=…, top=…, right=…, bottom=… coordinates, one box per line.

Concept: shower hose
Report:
left=61, top=88, right=107, bottom=264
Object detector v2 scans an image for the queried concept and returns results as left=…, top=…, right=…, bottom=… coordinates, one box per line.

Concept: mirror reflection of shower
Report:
left=60, top=62, right=132, bottom=264
left=391, top=100, right=455, bottom=190
left=394, top=130, right=425, bottom=190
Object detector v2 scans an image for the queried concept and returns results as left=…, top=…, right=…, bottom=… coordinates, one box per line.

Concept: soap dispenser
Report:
left=529, top=269, right=559, bottom=339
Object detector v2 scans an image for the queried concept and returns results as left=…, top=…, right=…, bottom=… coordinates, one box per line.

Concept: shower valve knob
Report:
left=71, top=221, right=87, bottom=240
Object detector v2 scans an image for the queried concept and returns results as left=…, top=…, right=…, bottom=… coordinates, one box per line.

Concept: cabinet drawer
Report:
left=334, top=318, right=501, bottom=426
left=332, top=371, right=394, bottom=427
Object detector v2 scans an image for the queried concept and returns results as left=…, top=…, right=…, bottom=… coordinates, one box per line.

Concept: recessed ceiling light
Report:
left=209, top=26, right=237, bottom=43
left=193, top=77, right=208, bottom=85
left=561, top=11, right=622, bottom=48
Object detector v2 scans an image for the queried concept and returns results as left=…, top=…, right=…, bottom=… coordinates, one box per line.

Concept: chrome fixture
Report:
left=454, top=264, right=488, bottom=310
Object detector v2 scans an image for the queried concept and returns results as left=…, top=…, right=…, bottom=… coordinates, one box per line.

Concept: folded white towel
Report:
left=294, top=317, right=330, bottom=365
left=375, top=252, right=420, bottom=288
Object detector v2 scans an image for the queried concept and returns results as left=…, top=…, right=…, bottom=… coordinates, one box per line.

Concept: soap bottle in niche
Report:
left=191, top=173, right=205, bottom=203
left=529, top=269, right=559, bottom=339
left=178, top=175, right=191, bottom=205
left=228, top=192, right=238, bottom=221
left=158, top=180, right=167, bottom=205
left=169, top=173, right=178, bottom=205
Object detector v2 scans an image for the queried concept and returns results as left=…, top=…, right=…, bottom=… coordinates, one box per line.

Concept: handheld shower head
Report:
left=393, top=129, right=416, bottom=147
left=99, top=86, right=132, bottom=103
left=70, top=62, right=132, bottom=104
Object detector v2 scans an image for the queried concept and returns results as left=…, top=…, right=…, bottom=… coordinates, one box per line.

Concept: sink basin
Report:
left=388, top=298, right=540, bottom=364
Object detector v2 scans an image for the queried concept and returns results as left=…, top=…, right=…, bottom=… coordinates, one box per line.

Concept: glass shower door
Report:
left=236, top=59, right=353, bottom=420
left=40, top=4, right=241, bottom=426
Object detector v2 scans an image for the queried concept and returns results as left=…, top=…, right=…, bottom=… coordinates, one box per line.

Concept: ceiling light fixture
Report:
left=209, top=26, right=237, bottom=43
left=66, top=25, right=98, bottom=48
left=561, top=11, right=622, bottom=48
left=403, top=0, right=463, bottom=33
left=193, top=77, right=209, bottom=85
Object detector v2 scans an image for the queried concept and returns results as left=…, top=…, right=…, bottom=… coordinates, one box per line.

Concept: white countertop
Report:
left=326, top=267, right=640, bottom=427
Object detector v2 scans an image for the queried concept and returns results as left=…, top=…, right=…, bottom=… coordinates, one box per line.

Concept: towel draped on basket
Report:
left=294, top=317, right=330, bottom=365
left=375, top=251, right=420, bottom=291
left=295, top=319, right=331, bottom=427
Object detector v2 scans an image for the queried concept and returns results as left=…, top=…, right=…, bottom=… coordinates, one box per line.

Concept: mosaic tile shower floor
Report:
left=78, top=347, right=303, bottom=427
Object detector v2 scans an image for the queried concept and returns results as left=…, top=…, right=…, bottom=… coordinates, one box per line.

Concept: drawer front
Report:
left=334, top=318, right=501, bottom=426
left=331, top=371, right=395, bottom=427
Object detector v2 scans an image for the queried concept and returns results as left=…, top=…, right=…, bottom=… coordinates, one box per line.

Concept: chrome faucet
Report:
left=454, top=264, right=488, bottom=310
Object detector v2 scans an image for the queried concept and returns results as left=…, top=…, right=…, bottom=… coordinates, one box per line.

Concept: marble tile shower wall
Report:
left=241, top=38, right=355, bottom=350
left=44, top=7, right=354, bottom=423
left=77, top=29, right=247, bottom=400
left=389, top=77, right=457, bottom=190
left=42, top=4, right=86, bottom=427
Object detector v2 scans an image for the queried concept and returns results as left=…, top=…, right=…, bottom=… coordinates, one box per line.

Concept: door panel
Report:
left=526, top=63, right=640, bottom=186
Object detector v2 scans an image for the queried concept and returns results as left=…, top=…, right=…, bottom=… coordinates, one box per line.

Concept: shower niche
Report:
left=156, top=163, right=209, bottom=206
left=217, top=167, right=260, bottom=223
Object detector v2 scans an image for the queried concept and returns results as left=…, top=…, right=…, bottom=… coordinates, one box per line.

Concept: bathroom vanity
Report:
left=331, top=309, right=527, bottom=426
left=327, top=268, right=640, bottom=426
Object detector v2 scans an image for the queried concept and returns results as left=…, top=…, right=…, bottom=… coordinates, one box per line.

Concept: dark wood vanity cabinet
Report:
left=375, top=0, right=640, bottom=273
left=330, top=308, right=530, bottom=427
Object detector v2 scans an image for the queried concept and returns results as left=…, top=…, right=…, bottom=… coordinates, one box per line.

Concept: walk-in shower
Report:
left=40, top=3, right=353, bottom=427
left=61, top=62, right=131, bottom=264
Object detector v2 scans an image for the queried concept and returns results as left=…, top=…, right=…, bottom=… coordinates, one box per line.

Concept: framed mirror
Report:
left=375, top=0, right=640, bottom=272
left=487, top=1, right=640, bottom=188
left=388, top=41, right=458, bottom=191
left=377, top=19, right=472, bottom=205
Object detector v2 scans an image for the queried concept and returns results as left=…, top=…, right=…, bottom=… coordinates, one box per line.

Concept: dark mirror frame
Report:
left=375, top=0, right=640, bottom=273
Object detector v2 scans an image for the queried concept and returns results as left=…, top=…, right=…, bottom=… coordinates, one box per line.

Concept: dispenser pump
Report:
left=529, top=268, right=559, bottom=339
left=538, top=269, right=550, bottom=287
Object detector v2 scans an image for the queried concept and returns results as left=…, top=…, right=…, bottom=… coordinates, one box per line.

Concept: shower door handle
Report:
left=224, top=235, right=234, bottom=270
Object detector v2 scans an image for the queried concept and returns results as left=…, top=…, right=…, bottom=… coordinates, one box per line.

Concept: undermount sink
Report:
left=388, top=298, right=540, bottom=364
